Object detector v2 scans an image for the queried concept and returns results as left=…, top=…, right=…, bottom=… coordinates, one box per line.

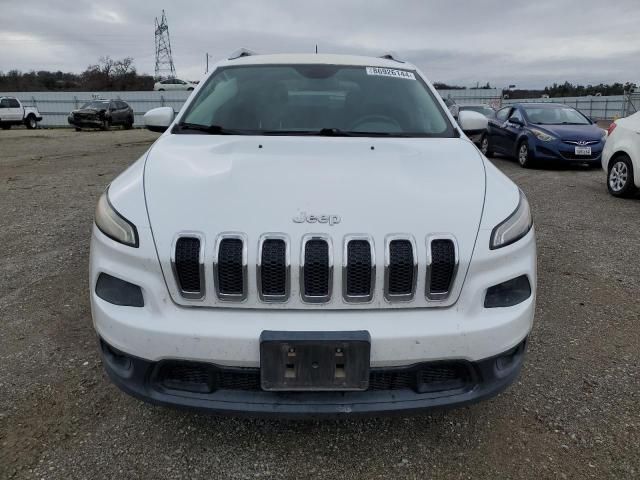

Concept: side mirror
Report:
left=144, top=107, right=175, bottom=133
left=508, top=117, right=523, bottom=126
left=458, top=110, right=488, bottom=135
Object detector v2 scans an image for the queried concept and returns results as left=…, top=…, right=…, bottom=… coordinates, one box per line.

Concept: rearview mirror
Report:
left=458, top=110, right=488, bottom=135
left=144, top=107, right=175, bottom=133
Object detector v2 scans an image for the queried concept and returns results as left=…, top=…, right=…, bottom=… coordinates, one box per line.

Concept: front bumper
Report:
left=531, top=138, right=604, bottom=164
left=100, top=336, right=528, bottom=417
left=68, top=115, right=103, bottom=128
left=90, top=222, right=536, bottom=367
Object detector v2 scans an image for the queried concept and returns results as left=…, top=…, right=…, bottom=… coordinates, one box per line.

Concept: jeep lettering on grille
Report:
left=293, top=212, right=341, bottom=226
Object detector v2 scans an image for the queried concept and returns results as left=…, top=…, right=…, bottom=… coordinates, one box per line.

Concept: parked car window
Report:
left=0, top=98, right=11, bottom=108
left=522, top=105, right=590, bottom=125
left=8, top=98, right=20, bottom=108
left=180, top=64, right=455, bottom=137
left=495, top=107, right=511, bottom=122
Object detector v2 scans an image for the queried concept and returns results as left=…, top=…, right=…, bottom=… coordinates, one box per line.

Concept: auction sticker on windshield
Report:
left=365, top=67, right=415, bottom=80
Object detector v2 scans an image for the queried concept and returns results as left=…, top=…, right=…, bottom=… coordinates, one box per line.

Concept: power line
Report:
left=154, top=10, right=176, bottom=80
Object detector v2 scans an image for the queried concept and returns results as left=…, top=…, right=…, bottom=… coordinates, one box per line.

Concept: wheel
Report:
left=1, top=123, right=11, bottom=130
left=480, top=134, right=493, bottom=156
left=123, top=117, right=134, bottom=130
left=607, top=154, right=637, bottom=197
left=187, top=87, right=194, bottom=91
left=517, top=141, right=535, bottom=168
left=25, top=115, right=37, bottom=129
left=101, top=118, right=111, bottom=131
left=75, top=127, right=82, bottom=132
left=158, top=88, right=165, bottom=91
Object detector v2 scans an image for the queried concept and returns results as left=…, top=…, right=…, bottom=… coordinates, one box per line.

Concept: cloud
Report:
left=0, top=0, right=639, bottom=87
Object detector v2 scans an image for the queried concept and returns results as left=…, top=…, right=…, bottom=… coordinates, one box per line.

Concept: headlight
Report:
left=530, top=128, right=555, bottom=142
left=601, top=129, right=607, bottom=140
left=490, top=190, right=533, bottom=249
left=95, top=188, right=139, bottom=247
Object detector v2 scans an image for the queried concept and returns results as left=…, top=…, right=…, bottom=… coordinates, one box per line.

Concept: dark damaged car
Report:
left=68, top=100, right=134, bottom=131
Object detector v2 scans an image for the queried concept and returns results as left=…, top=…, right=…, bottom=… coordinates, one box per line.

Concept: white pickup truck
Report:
left=0, top=96, right=43, bottom=129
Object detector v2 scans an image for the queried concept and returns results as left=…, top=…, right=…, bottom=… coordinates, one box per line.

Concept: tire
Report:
left=158, top=88, right=165, bottom=91
left=101, top=118, right=111, bottom=131
left=25, top=115, right=37, bottom=129
left=480, top=134, right=492, bottom=156
left=517, top=140, right=535, bottom=168
left=607, top=154, right=638, bottom=198
left=123, top=117, right=134, bottom=130
left=75, top=127, right=82, bottom=132
left=187, top=87, right=194, bottom=91
left=1, top=123, right=11, bottom=130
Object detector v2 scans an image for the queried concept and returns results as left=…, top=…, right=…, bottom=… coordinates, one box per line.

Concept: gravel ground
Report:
left=1, top=129, right=639, bottom=479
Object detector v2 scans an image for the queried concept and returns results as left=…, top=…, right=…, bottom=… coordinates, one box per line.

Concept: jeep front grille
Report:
left=426, top=237, right=458, bottom=300
left=300, top=235, right=332, bottom=303
left=171, top=232, right=460, bottom=306
left=215, top=234, right=247, bottom=301
left=173, top=236, right=204, bottom=299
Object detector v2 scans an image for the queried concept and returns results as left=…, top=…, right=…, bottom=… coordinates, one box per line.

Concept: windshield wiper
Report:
left=258, top=128, right=355, bottom=136
left=174, top=122, right=245, bottom=135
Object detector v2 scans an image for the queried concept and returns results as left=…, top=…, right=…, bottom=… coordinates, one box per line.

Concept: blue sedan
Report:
left=486, top=103, right=606, bottom=168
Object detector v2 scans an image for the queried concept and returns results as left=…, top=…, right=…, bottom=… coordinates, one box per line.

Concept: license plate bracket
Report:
left=260, top=331, right=371, bottom=391
left=575, top=146, right=591, bottom=156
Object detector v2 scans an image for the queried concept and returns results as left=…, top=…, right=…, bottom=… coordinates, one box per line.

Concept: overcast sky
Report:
left=1, top=0, right=639, bottom=88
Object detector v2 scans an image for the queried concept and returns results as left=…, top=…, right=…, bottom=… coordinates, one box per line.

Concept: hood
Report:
left=531, top=123, right=603, bottom=142
left=143, top=135, right=486, bottom=308
left=73, top=108, right=105, bottom=115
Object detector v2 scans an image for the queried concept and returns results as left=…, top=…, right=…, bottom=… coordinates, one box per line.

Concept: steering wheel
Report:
left=348, top=114, right=402, bottom=131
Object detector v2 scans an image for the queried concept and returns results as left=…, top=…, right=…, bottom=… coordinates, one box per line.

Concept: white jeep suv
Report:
left=90, top=53, right=536, bottom=416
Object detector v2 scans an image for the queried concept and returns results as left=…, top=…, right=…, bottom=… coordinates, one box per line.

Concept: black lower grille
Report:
left=561, top=151, right=600, bottom=160
left=155, top=361, right=473, bottom=394
left=158, top=363, right=214, bottom=393
left=174, top=237, right=202, bottom=294
left=217, top=238, right=245, bottom=296
left=428, top=239, right=456, bottom=295
left=346, top=240, right=373, bottom=297
left=303, top=239, right=330, bottom=298
left=157, top=363, right=260, bottom=393
left=387, top=239, right=415, bottom=296
left=260, top=239, right=287, bottom=297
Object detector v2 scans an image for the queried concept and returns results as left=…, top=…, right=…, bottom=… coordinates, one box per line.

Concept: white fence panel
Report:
left=503, top=95, right=626, bottom=120
left=0, top=91, right=191, bottom=127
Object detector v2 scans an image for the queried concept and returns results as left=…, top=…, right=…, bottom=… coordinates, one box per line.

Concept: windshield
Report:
left=460, top=105, right=495, bottom=117
left=523, top=105, right=591, bottom=125
left=177, top=64, right=455, bottom=137
left=81, top=101, right=109, bottom=110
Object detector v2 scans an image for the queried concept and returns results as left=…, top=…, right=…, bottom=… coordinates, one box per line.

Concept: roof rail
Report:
left=379, top=52, right=404, bottom=63
left=228, top=48, right=258, bottom=60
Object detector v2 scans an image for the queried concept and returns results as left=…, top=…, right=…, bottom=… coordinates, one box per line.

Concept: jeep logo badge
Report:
left=293, top=212, right=341, bottom=226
